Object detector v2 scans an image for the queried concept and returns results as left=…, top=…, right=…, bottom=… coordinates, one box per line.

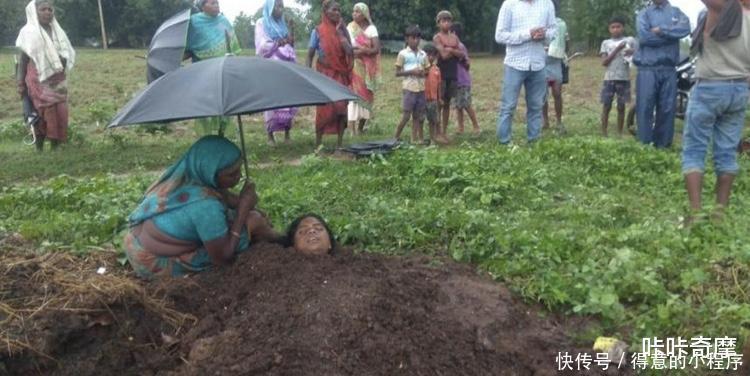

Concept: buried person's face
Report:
left=294, top=217, right=332, bottom=255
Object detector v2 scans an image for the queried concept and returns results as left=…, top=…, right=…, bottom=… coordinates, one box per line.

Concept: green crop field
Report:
left=1, top=48, right=749, bottom=363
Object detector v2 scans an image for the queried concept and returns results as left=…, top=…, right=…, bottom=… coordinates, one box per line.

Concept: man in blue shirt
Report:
left=633, top=0, right=690, bottom=148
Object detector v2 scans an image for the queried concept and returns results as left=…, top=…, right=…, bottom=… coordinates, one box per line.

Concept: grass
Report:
left=1, top=47, right=749, bottom=367
left=0, top=48, right=639, bottom=184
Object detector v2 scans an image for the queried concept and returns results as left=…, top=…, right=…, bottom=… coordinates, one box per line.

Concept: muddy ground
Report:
left=2, top=242, right=629, bottom=375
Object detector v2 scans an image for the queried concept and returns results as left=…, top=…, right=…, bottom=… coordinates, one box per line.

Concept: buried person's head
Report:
left=285, top=214, right=335, bottom=255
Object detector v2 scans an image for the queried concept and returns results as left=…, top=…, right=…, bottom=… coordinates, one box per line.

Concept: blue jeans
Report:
left=636, top=67, right=677, bottom=148
left=681, top=81, right=749, bottom=176
left=496, top=66, right=547, bottom=144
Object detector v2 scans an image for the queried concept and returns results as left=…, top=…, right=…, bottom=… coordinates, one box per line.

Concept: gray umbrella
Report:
left=109, top=55, right=359, bottom=177
left=147, top=9, right=191, bottom=83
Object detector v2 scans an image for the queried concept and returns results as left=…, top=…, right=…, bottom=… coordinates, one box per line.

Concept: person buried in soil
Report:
left=15, top=0, right=76, bottom=152
left=307, top=0, right=354, bottom=150
left=124, top=136, right=280, bottom=279
left=284, top=214, right=336, bottom=255
left=255, top=0, right=298, bottom=146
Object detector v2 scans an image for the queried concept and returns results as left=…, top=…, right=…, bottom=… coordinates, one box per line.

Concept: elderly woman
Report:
left=347, top=3, right=381, bottom=135
left=15, top=0, right=75, bottom=152
left=187, top=0, right=241, bottom=136
left=307, top=0, right=353, bottom=150
left=284, top=214, right=336, bottom=255
left=255, top=0, right=298, bottom=146
left=124, top=136, right=279, bottom=278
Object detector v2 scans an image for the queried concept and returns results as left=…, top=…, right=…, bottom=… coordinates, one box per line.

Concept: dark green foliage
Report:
left=1, top=0, right=192, bottom=48
left=563, top=0, right=648, bottom=51
left=299, top=0, right=502, bottom=51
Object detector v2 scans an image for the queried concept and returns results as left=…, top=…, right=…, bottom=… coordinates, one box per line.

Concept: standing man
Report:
left=542, top=1, right=569, bottom=134
left=495, top=0, right=557, bottom=145
left=682, top=0, right=750, bottom=220
left=633, top=0, right=690, bottom=148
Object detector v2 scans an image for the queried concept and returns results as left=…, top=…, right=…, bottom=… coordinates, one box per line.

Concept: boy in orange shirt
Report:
left=423, top=45, right=447, bottom=144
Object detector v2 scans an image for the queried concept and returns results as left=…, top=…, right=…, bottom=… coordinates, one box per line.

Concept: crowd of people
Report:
left=12, top=0, right=750, bottom=277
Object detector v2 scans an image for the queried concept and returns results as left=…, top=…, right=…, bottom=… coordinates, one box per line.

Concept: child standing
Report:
left=599, top=16, right=636, bottom=137
left=394, top=25, right=430, bottom=143
left=432, top=10, right=465, bottom=138
left=423, top=45, right=447, bottom=144
left=450, top=23, right=480, bottom=135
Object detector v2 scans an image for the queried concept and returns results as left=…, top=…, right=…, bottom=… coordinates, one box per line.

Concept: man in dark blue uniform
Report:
left=634, top=0, right=691, bottom=148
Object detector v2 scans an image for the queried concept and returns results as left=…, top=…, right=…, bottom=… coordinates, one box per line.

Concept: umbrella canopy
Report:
left=110, top=56, right=359, bottom=127
left=147, top=9, right=191, bottom=83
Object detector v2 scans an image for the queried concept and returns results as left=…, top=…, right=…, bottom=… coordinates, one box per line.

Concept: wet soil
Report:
left=2, top=243, right=623, bottom=375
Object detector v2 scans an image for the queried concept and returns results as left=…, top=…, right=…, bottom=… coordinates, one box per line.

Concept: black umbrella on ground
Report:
left=109, top=56, right=359, bottom=178
left=146, top=9, right=191, bottom=83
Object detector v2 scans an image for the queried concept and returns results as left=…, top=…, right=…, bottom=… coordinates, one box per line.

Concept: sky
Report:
left=219, top=0, right=705, bottom=27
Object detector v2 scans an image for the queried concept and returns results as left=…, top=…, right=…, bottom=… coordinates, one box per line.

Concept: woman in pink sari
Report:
left=347, top=2, right=381, bottom=135
left=16, top=0, right=75, bottom=151
left=255, top=0, right=299, bottom=146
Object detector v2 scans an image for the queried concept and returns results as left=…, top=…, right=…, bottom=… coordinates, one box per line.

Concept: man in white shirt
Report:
left=495, top=0, right=557, bottom=145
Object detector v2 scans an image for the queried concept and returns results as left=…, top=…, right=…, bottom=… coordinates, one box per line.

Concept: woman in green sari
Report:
left=186, top=0, right=241, bottom=136
left=124, top=136, right=279, bottom=279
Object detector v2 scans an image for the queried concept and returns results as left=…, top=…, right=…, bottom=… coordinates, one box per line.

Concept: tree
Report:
left=234, top=12, right=255, bottom=49
left=234, top=7, right=312, bottom=50
left=298, top=0, right=501, bottom=52
left=0, top=0, right=35, bottom=46
left=1, top=0, right=192, bottom=48
left=563, top=0, right=648, bottom=51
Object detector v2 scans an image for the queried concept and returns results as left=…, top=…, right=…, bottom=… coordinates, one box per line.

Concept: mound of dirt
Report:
left=3, top=243, right=623, bottom=375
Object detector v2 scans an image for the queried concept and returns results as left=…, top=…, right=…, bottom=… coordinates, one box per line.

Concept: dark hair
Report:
left=404, top=25, right=422, bottom=38
left=322, top=0, right=338, bottom=11
left=451, top=22, right=463, bottom=39
left=423, top=44, right=438, bottom=56
left=284, top=214, right=336, bottom=250
left=553, top=0, right=560, bottom=16
left=609, top=16, right=626, bottom=27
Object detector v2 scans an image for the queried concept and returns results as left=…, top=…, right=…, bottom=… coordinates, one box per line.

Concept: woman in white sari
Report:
left=16, top=0, right=75, bottom=151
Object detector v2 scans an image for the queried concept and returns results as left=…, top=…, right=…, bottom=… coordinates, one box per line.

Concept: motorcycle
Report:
left=626, top=55, right=696, bottom=136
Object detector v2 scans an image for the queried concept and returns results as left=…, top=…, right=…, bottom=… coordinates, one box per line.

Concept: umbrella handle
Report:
left=236, top=115, right=251, bottom=181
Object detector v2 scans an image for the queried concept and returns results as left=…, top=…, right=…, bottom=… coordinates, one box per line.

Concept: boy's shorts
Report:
left=441, top=79, right=458, bottom=103
left=600, top=80, right=631, bottom=106
left=545, top=57, right=563, bottom=85
left=425, top=101, right=439, bottom=125
left=452, top=86, right=472, bottom=109
left=402, top=90, right=426, bottom=114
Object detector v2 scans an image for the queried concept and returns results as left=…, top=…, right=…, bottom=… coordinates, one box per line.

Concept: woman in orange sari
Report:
left=347, top=3, right=381, bottom=135
left=306, top=0, right=353, bottom=149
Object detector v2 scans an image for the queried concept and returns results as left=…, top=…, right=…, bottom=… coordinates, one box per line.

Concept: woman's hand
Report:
left=238, top=181, right=258, bottom=212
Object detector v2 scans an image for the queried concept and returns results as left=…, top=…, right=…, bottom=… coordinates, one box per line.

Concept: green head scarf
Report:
left=128, top=136, right=242, bottom=226
left=353, top=3, right=372, bottom=25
